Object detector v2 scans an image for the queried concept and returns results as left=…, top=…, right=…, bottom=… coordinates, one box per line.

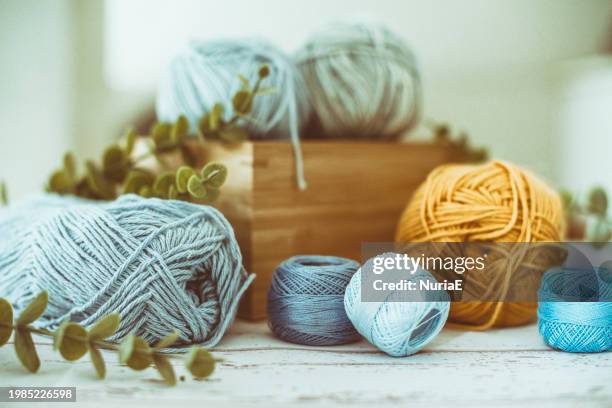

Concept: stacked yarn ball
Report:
left=538, top=267, right=611, bottom=353
left=156, top=38, right=310, bottom=189
left=344, top=254, right=450, bottom=357
left=396, top=161, right=565, bottom=330
left=297, top=21, right=421, bottom=139
left=267, top=255, right=360, bottom=345
left=0, top=194, right=254, bottom=348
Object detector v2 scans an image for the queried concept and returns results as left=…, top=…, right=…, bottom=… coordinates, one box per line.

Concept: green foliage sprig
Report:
left=0, top=292, right=216, bottom=386
left=46, top=64, right=272, bottom=202
left=0, top=180, right=7, bottom=206
left=428, top=121, right=488, bottom=163
left=561, top=186, right=611, bottom=243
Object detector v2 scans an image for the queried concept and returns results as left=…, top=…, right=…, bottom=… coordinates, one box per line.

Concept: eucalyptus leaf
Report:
left=258, top=64, right=270, bottom=78
left=123, top=170, right=154, bottom=195
left=139, top=185, right=153, bottom=198
left=17, top=291, right=48, bottom=326
left=0, top=299, right=13, bottom=346
left=155, top=331, right=179, bottom=349
left=184, top=347, right=215, bottom=379
left=0, top=181, right=8, bottom=206
left=48, top=170, right=73, bottom=194
left=171, top=115, right=189, bottom=143
left=176, top=166, right=196, bottom=194
left=14, top=328, right=40, bottom=373
left=63, top=152, right=77, bottom=179
left=151, top=123, right=172, bottom=145
left=232, top=90, right=253, bottom=114
left=219, top=127, right=248, bottom=143
left=154, top=172, right=176, bottom=199
left=88, top=313, right=120, bottom=341
left=154, top=354, right=176, bottom=386
left=103, top=145, right=128, bottom=182
left=201, top=163, right=227, bottom=189
left=54, top=321, right=88, bottom=361
left=119, top=335, right=152, bottom=371
left=588, top=187, right=608, bottom=217
left=209, top=103, right=224, bottom=131
left=89, top=345, right=106, bottom=379
left=125, top=128, right=137, bottom=155
left=187, top=175, right=207, bottom=199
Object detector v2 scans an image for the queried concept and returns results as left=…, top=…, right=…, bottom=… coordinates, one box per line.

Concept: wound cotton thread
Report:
left=0, top=194, right=254, bottom=348
left=296, top=21, right=421, bottom=139
left=344, top=254, right=450, bottom=357
left=156, top=39, right=311, bottom=190
left=267, top=255, right=361, bottom=346
left=538, top=267, right=612, bottom=353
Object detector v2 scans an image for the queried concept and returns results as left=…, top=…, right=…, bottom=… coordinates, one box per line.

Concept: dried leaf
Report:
left=0, top=299, right=13, bottom=346
left=119, top=335, right=152, bottom=371
left=184, top=347, right=215, bottom=379
left=187, top=175, right=207, bottom=199
left=155, top=331, right=179, bottom=349
left=54, top=321, right=88, bottom=361
left=89, top=345, right=106, bottom=379
left=17, top=292, right=47, bottom=326
left=232, top=90, right=253, bottom=114
left=103, top=145, right=128, bottom=182
left=168, top=185, right=178, bottom=200
left=14, top=328, right=40, bottom=373
left=154, top=354, right=176, bottom=386
left=88, top=313, right=120, bottom=341
left=201, top=163, right=227, bottom=189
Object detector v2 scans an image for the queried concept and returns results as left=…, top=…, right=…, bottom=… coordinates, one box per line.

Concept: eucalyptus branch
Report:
left=45, top=64, right=272, bottom=203
left=0, top=292, right=216, bottom=386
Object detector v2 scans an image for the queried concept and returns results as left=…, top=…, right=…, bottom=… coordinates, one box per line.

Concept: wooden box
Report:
left=193, top=140, right=466, bottom=320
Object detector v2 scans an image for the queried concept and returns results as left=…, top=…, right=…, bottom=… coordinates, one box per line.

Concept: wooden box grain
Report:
left=190, top=140, right=466, bottom=320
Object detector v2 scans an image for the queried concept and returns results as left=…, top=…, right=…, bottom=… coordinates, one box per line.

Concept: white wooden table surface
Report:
left=0, top=321, right=610, bottom=408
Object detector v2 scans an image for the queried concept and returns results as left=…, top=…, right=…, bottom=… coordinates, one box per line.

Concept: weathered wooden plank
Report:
left=0, top=322, right=609, bottom=408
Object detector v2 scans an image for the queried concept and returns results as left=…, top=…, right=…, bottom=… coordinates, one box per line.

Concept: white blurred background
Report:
left=1, top=0, right=611, bottom=202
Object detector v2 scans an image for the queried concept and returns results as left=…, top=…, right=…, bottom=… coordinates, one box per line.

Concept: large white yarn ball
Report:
left=296, top=22, right=421, bottom=139
left=344, top=254, right=449, bottom=357
left=156, top=39, right=311, bottom=140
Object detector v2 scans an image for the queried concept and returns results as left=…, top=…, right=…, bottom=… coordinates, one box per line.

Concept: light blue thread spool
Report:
left=267, top=255, right=361, bottom=345
left=344, top=253, right=450, bottom=357
left=0, top=194, right=254, bottom=348
left=538, top=267, right=612, bottom=353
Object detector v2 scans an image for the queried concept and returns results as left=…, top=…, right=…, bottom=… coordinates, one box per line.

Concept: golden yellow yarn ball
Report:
left=395, top=160, right=565, bottom=330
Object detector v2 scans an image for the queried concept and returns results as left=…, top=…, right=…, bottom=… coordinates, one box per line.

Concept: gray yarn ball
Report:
left=0, top=194, right=254, bottom=348
left=296, top=21, right=421, bottom=139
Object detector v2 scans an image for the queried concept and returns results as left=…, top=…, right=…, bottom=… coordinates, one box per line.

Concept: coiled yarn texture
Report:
left=396, top=161, right=565, bottom=330
left=267, top=255, right=360, bottom=346
left=297, top=21, right=421, bottom=139
left=156, top=38, right=311, bottom=189
left=344, top=254, right=450, bottom=357
left=0, top=194, right=254, bottom=348
left=538, top=267, right=611, bottom=353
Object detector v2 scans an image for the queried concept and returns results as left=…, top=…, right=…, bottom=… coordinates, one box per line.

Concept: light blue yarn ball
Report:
left=156, top=38, right=311, bottom=140
left=538, top=267, right=611, bottom=353
left=0, top=194, right=254, bottom=348
left=344, top=254, right=450, bottom=357
left=267, top=255, right=361, bottom=345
